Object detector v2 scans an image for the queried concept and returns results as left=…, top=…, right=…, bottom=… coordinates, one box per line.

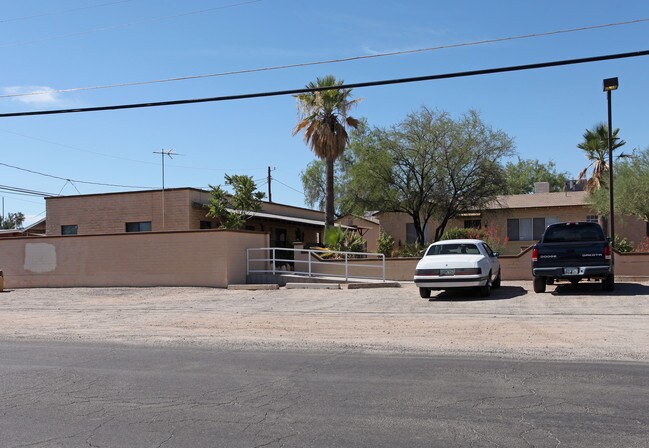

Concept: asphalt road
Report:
left=1, top=341, right=647, bottom=448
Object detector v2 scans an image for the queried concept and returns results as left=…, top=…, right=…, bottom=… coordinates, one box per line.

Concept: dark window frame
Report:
left=125, top=221, right=152, bottom=232
left=61, top=224, right=78, bottom=235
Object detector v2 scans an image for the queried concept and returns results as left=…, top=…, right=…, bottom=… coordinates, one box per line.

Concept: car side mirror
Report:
left=492, top=252, right=500, bottom=258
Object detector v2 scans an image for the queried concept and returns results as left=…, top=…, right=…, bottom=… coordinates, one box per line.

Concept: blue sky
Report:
left=1, top=0, right=649, bottom=225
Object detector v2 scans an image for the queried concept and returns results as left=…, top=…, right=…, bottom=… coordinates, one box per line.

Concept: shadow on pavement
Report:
left=551, top=282, right=649, bottom=296
left=430, top=285, right=528, bottom=302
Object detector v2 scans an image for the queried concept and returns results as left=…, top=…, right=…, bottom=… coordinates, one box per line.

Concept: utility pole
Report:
left=267, top=166, right=273, bottom=202
left=153, top=149, right=178, bottom=229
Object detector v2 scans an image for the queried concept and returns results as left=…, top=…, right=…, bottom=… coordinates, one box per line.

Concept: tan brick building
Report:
left=370, top=187, right=648, bottom=255
left=45, top=188, right=329, bottom=247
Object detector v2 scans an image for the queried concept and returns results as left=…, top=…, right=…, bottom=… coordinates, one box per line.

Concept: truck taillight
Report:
left=532, top=247, right=538, bottom=262
left=604, top=244, right=612, bottom=260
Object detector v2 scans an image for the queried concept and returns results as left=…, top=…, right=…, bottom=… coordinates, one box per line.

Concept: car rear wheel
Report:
left=419, top=287, right=431, bottom=299
left=479, top=273, right=491, bottom=297
left=533, top=276, right=546, bottom=293
left=602, top=274, right=615, bottom=292
left=492, top=270, right=502, bottom=289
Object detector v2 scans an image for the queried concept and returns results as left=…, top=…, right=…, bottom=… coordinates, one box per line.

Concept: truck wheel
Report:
left=602, top=274, right=615, bottom=292
left=533, top=276, right=546, bottom=293
left=419, top=287, right=431, bottom=299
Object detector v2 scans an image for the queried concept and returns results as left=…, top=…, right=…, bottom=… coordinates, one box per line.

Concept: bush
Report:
left=613, top=235, right=633, bottom=253
left=376, top=232, right=394, bottom=257
left=635, top=237, right=649, bottom=253
left=324, top=226, right=366, bottom=254
left=440, top=226, right=509, bottom=254
left=394, top=243, right=425, bottom=258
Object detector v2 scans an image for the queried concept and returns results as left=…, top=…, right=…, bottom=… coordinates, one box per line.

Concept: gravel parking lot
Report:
left=1, top=280, right=648, bottom=361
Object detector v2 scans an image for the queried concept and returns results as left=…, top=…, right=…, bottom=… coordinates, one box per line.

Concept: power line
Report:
left=0, top=161, right=153, bottom=189
left=0, top=184, right=57, bottom=197
left=2, top=49, right=648, bottom=118
left=0, top=128, right=265, bottom=171
left=0, top=1, right=134, bottom=24
left=271, top=177, right=305, bottom=196
left=3, top=17, right=648, bottom=100
left=0, top=0, right=263, bottom=49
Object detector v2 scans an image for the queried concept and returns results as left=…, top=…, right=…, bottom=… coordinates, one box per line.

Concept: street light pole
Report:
left=603, top=77, right=618, bottom=261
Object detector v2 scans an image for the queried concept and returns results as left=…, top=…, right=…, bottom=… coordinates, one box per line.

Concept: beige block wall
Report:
left=0, top=230, right=268, bottom=288
left=380, top=249, right=649, bottom=281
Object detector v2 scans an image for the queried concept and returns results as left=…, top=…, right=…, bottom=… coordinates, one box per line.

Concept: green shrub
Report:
left=440, top=226, right=509, bottom=254
left=324, top=226, right=366, bottom=254
left=394, top=243, right=425, bottom=258
left=377, top=232, right=394, bottom=257
left=613, top=235, right=633, bottom=253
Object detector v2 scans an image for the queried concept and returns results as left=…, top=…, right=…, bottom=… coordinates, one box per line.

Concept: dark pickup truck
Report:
left=531, top=222, right=614, bottom=293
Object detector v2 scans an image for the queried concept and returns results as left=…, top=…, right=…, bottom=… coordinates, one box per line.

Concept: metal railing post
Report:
left=272, top=248, right=276, bottom=275
left=345, top=252, right=348, bottom=282
left=382, top=254, right=385, bottom=282
left=246, top=249, right=250, bottom=276
left=308, top=250, right=312, bottom=278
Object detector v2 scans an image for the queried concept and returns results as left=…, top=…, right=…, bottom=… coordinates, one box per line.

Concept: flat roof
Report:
left=486, top=191, right=589, bottom=210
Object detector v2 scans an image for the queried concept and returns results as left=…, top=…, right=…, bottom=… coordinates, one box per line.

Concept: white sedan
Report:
left=413, top=239, right=501, bottom=298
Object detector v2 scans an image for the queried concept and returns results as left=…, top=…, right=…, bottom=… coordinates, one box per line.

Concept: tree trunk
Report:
left=324, top=156, right=335, bottom=231
left=598, top=215, right=608, bottom=237
left=434, top=216, right=450, bottom=242
left=412, top=214, right=425, bottom=246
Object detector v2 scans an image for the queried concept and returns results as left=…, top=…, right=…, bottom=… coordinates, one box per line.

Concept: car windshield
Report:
left=426, top=243, right=480, bottom=256
left=543, top=223, right=605, bottom=243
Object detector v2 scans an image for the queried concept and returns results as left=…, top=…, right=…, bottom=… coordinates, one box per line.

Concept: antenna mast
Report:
left=153, top=149, right=178, bottom=229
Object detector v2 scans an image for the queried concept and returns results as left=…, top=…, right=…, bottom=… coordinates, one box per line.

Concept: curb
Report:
left=285, top=283, right=341, bottom=290
left=347, top=282, right=401, bottom=289
left=228, top=284, right=279, bottom=291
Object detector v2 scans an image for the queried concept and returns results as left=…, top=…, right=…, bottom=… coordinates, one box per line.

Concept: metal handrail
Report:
left=246, top=247, right=386, bottom=282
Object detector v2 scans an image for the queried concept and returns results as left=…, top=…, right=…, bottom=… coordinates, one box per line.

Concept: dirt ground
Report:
left=1, top=280, right=648, bottom=361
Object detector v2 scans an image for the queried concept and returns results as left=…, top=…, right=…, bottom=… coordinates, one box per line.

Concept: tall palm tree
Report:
left=577, top=123, right=626, bottom=235
left=577, top=123, right=626, bottom=192
left=293, top=75, right=360, bottom=229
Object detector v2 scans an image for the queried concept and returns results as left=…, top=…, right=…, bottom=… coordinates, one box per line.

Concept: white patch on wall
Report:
left=24, top=243, right=57, bottom=273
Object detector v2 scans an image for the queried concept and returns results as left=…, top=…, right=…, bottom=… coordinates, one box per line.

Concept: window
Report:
left=427, top=243, right=480, bottom=256
left=125, top=221, right=152, bottom=232
left=482, top=243, right=494, bottom=257
left=507, top=217, right=558, bottom=241
left=543, top=222, right=604, bottom=243
left=406, top=223, right=428, bottom=244
left=61, top=225, right=78, bottom=235
left=464, top=219, right=481, bottom=229
left=245, top=225, right=255, bottom=231
left=200, top=221, right=212, bottom=229
left=586, top=215, right=598, bottom=223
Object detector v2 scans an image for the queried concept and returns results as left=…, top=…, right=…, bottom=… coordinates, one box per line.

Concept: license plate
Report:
left=440, top=269, right=455, bottom=276
left=564, top=267, right=579, bottom=275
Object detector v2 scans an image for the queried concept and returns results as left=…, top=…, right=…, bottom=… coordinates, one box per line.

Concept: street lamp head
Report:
left=603, top=77, right=619, bottom=92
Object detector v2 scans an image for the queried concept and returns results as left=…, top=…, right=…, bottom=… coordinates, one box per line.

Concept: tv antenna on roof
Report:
left=153, top=149, right=181, bottom=229
left=153, top=149, right=180, bottom=190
